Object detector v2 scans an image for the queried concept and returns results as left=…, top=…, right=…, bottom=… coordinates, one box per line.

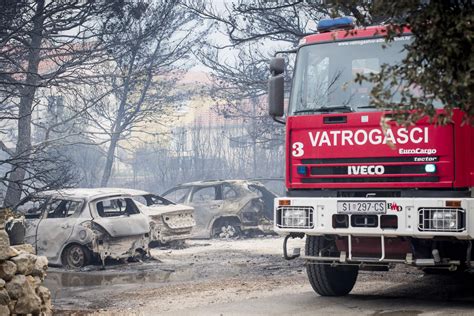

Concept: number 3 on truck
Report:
left=292, top=142, right=304, bottom=157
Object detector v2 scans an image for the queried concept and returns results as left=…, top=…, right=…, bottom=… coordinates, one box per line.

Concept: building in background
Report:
left=109, top=71, right=285, bottom=192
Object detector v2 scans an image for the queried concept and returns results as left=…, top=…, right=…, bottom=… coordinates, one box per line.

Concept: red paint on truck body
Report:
left=286, top=110, right=474, bottom=190
left=286, top=26, right=474, bottom=191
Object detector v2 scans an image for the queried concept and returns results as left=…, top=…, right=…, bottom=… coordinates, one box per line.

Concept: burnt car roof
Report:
left=174, top=179, right=265, bottom=187
left=32, top=188, right=152, bottom=200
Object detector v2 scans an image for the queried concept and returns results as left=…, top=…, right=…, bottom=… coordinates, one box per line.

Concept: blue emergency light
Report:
left=297, top=166, right=308, bottom=175
left=317, top=17, right=355, bottom=33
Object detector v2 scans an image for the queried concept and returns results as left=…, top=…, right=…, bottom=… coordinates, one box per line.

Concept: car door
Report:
left=221, top=183, right=241, bottom=211
left=188, top=185, right=223, bottom=233
left=14, top=196, right=49, bottom=248
left=91, top=197, right=149, bottom=237
left=35, top=199, right=83, bottom=261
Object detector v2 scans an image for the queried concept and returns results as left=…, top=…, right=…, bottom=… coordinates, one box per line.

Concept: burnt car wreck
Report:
left=12, top=189, right=151, bottom=268
left=162, top=180, right=277, bottom=238
left=117, top=189, right=196, bottom=245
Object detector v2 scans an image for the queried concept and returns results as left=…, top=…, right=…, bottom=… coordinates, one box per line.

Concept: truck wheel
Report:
left=305, top=235, right=358, bottom=296
left=62, top=244, right=90, bottom=268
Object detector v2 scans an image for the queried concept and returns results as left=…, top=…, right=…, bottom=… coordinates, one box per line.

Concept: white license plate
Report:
left=337, top=201, right=386, bottom=214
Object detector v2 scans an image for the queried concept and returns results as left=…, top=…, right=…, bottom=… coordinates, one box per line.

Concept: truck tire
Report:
left=305, top=235, right=358, bottom=296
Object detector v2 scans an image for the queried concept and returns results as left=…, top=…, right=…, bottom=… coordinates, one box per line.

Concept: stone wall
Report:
left=0, top=220, right=52, bottom=315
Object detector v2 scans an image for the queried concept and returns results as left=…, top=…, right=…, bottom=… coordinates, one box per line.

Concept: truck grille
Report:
left=300, top=156, right=439, bottom=183
left=311, top=165, right=428, bottom=175
left=302, top=157, right=439, bottom=164
left=302, top=177, right=438, bottom=183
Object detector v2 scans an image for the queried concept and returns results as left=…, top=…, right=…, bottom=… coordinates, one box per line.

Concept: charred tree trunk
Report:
left=100, top=132, right=119, bottom=187
left=3, top=0, right=45, bottom=207
left=252, top=138, right=257, bottom=178
left=251, top=98, right=257, bottom=178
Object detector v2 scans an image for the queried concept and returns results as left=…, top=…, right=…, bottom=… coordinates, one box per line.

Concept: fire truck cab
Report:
left=268, top=17, right=474, bottom=296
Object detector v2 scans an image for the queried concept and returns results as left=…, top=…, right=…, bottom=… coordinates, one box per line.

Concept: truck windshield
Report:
left=289, top=36, right=413, bottom=115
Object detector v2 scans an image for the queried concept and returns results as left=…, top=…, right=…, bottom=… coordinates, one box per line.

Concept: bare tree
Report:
left=195, top=39, right=286, bottom=179
left=87, top=0, right=203, bottom=186
left=0, top=0, right=125, bottom=206
left=184, top=1, right=329, bottom=47
left=178, top=1, right=383, bottom=180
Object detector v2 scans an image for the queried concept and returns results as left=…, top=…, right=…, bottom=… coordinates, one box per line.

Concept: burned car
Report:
left=12, top=188, right=150, bottom=268
left=116, top=189, right=195, bottom=245
left=162, top=180, right=277, bottom=238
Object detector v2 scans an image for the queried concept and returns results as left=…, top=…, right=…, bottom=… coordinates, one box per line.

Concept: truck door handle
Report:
left=61, top=224, right=70, bottom=229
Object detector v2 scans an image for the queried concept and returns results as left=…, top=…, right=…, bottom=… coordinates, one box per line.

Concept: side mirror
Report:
left=268, top=75, right=284, bottom=117
left=269, top=57, right=285, bottom=75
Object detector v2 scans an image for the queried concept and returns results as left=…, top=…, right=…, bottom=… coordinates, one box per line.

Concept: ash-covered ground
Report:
left=46, top=237, right=474, bottom=315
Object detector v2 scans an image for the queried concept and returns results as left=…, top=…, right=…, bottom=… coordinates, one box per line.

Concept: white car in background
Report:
left=13, top=188, right=151, bottom=268
left=12, top=188, right=196, bottom=268
left=123, top=189, right=196, bottom=245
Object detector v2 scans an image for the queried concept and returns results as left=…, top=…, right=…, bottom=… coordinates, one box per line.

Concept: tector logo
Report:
left=348, top=165, right=385, bottom=175
left=387, top=202, right=403, bottom=212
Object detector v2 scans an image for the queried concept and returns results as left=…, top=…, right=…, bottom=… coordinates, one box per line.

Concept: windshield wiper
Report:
left=357, top=105, right=377, bottom=109
left=294, top=105, right=353, bottom=114
left=293, top=109, right=321, bottom=114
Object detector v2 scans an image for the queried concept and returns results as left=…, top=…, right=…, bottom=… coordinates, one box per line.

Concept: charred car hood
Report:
left=93, top=215, right=150, bottom=238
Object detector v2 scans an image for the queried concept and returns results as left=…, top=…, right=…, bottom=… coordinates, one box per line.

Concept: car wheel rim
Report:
left=219, top=225, right=236, bottom=238
left=68, top=246, right=84, bottom=267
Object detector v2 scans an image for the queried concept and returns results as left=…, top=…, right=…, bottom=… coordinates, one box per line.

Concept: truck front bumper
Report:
left=275, top=197, right=474, bottom=268
left=274, top=197, right=474, bottom=239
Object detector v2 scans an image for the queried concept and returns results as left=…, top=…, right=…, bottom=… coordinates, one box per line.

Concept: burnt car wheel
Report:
left=306, top=235, right=358, bottom=296
left=212, top=219, right=241, bottom=239
left=62, top=244, right=91, bottom=268
left=129, top=249, right=147, bottom=262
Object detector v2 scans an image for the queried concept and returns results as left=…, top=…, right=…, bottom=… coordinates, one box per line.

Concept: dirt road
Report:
left=46, top=237, right=474, bottom=315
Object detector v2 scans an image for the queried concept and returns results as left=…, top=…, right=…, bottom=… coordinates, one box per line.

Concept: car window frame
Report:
left=43, top=198, right=84, bottom=219
left=13, top=196, right=50, bottom=219
left=162, top=187, right=191, bottom=204
left=94, top=197, right=141, bottom=218
left=190, top=185, right=219, bottom=202
left=146, top=194, right=175, bottom=206
left=221, top=183, right=238, bottom=200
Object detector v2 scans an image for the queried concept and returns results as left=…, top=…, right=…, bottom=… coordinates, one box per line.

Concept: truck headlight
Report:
left=278, top=207, right=314, bottom=228
left=432, top=211, right=456, bottom=230
left=283, top=209, right=306, bottom=227
left=418, top=208, right=465, bottom=232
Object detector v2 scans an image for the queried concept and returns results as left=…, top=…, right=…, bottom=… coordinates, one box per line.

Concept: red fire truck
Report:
left=268, top=17, right=474, bottom=296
